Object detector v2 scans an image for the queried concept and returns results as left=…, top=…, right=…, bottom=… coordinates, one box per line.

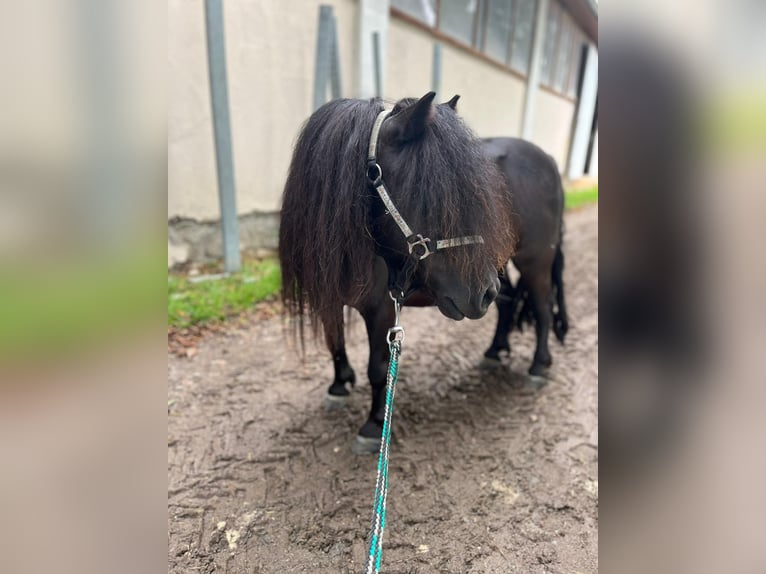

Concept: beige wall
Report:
left=532, top=88, right=575, bottom=169
left=169, top=3, right=575, bottom=222
left=169, top=0, right=217, bottom=220
left=384, top=18, right=432, bottom=102
left=168, top=0, right=358, bottom=220
left=386, top=18, right=526, bottom=139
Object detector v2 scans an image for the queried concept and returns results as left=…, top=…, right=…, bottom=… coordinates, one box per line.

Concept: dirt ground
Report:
left=168, top=205, right=598, bottom=573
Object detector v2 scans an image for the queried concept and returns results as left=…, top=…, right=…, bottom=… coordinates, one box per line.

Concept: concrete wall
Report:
left=168, top=0, right=358, bottom=221
left=532, top=88, right=576, bottom=169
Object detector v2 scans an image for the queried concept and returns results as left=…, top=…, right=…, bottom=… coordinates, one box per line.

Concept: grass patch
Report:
left=0, top=246, right=163, bottom=363
left=565, top=185, right=598, bottom=210
left=168, top=258, right=281, bottom=328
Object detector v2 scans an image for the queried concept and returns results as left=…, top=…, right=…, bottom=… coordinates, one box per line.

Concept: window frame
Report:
left=390, top=0, right=583, bottom=102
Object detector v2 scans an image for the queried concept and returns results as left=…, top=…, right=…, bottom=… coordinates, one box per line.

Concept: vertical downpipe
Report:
left=204, top=0, right=241, bottom=272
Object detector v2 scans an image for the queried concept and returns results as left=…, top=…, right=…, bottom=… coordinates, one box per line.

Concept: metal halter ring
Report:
left=386, top=325, right=405, bottom=345
left=407, top=234, right=432, bottom=260
left=366, top=161, right=383, bottom=187
left=386, top=293, right=405, bottom=344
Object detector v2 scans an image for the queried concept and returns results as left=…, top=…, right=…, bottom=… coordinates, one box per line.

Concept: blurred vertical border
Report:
left=600, top=1, right=766, bottom=573
left=0, top=1, right=167, bottom=573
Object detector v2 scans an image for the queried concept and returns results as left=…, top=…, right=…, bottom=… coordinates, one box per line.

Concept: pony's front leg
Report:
left=482, top=273, right=516, bottom=368
left=324, top=307, right=356, bottom=410
left=352, top=300, right=395, bottom=454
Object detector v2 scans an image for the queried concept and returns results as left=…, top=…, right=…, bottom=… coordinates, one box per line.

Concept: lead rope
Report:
left=364, top=293, right=404, bottom=574
left=362, top=105, right=485, bottom=573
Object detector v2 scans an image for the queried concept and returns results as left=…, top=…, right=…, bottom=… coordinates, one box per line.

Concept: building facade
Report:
left=168, top=0, right=597, bottom=266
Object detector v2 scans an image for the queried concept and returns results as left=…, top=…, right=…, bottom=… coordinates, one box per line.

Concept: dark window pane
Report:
left=392, top=0, right=437, bottom=27
left=510, top=0, right=536, bottom=74
left=554, top=15, right=573, bottom=93
left=540, top=1, right=561, bottom=86
left=484, top=0, right=514, bottom=63
left=475, top=0, right=488, bottom=50
left=439, top=0, right=479, bottom=46
left=568, top=30, right=584, bottom=96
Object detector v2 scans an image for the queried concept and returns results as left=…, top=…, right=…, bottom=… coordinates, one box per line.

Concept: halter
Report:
left=366, top=109, right=484, bottom=284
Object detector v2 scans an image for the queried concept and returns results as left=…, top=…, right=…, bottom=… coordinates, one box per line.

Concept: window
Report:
left=484, top=0, right=514, bottom=63
left=538, top=2, right=586, bottom=97
left=567, top=29, right=585, bottom=97
left=439, top=0, right=480, bottom=46
left=392, top=0, right=437, bottom=27
left=390, top=0, right=584, bottom=98
left=553, top=13, right=573, bottom=93
left=510, top=0, right=536, bottom=74
left=540, top=0, right=561, bottom=87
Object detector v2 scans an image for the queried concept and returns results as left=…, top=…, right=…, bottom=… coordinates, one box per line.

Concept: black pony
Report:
left=280, top=92, right=561, bottom=451
left=480, top=137, right=569, bottom=374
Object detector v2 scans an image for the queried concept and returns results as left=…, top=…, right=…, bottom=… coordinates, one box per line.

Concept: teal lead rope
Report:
left=364, top=296, right=404, bottom=574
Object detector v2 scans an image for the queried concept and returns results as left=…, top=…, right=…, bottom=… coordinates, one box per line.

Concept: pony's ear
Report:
left=441, top=94, right=460, bottom=111
left=388, top=91, right=436, bottom=143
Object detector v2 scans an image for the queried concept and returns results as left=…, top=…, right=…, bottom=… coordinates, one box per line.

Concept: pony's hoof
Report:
left=525, top=370, right=549, bottom=390
left=480, top=356, right=504, bottom=369
left=526, top=362, right=550, bottom=387
left=352, top=434, right=381, bottom=455
left=324, top=391, right=350, bottom=411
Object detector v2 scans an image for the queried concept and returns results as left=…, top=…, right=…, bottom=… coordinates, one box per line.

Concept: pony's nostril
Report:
left=481, top=286, right=497, bottom=310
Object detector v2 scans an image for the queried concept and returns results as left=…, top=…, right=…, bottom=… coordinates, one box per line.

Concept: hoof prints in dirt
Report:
left=168, top=206, right=598, bottom=573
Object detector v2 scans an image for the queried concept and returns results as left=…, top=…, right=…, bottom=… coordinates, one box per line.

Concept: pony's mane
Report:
left=279, top=97, right=515, bottom=344
left=279, top=98, right=383, bottom=343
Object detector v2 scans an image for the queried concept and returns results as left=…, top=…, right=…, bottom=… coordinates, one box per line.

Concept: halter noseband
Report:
left=366, top=109, right=484, bottom=263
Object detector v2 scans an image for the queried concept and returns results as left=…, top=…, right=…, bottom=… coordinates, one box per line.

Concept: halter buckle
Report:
left=407, top=234, right=432, bottom=260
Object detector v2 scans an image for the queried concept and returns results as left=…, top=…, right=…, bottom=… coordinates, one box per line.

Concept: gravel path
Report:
left=168, top=205, right=598, bottom=573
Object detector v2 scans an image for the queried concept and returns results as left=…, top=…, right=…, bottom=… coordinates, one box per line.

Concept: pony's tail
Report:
left=551, top=239, right=569, bottom=344
left=509, top=248, right=567, bottom=343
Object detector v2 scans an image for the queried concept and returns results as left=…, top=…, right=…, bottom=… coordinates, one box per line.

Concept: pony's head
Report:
left=370, top=92, right=515, bottom=319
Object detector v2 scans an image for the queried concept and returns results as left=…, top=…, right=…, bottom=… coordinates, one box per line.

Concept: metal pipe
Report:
left=372, top=31, right=382, bottom=98
left=204, top=0, right=241, bottom=273
left=313, top=5, right=334, bottom=110
left=432, top=43, right=442, bottom=99
left=330, top=11, right=343, bottom=100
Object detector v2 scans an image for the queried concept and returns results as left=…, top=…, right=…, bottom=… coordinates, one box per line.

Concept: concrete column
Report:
left=357, top=0, right=390, bottom=99
left=521, top=0, right=549, bottom=140
left=568, top=43, right=598, bottom=179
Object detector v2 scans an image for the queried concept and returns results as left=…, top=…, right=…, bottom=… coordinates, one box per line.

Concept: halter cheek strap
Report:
left=366, top=109, right=484, bottom=261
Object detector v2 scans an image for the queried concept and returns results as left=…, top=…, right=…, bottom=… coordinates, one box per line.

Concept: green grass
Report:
left=0, top=245, right=163, bottom=363
left=168, top=258, right=281, bottom=328
left=564, top=185, right=598, bottom=210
